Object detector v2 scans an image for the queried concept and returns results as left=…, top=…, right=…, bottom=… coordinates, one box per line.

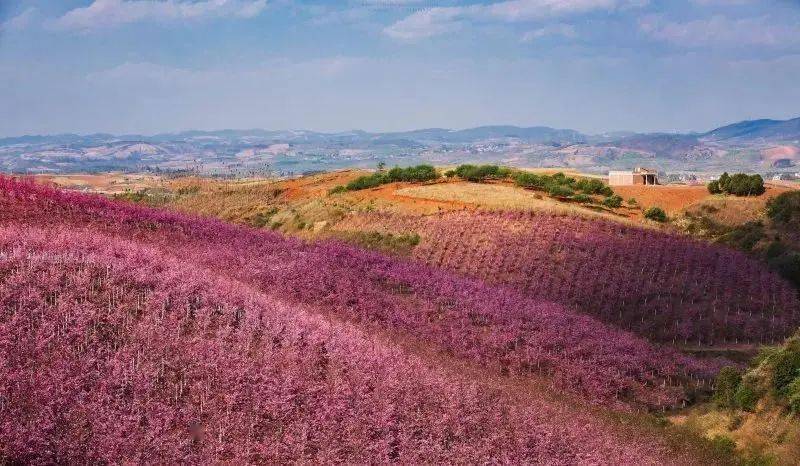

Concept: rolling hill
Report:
left=0, top=175, right=747, bottom=463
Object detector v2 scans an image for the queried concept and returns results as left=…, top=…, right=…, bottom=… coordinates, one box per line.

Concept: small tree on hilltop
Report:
left=644, top=206, right=667, bottom=222
left=718, top=172, right=731, bottom=193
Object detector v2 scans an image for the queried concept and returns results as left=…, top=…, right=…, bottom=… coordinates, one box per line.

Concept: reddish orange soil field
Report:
left=611, top=185, right=711, bottom=215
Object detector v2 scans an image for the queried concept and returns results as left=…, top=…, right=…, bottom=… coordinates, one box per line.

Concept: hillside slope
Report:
left=0, top=176, right=741, bottom=463
left=335, top=210, right=800, bottom=346
left=1, top=226, right=677, bottom=464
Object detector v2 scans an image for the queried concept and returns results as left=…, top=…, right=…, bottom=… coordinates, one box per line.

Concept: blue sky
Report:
left=1, top=0, right=799, bottom=137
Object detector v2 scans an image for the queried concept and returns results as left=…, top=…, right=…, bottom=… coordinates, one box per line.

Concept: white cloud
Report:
left=521, top=23, right=576, bottom=42
left=383, top=7, right=466, bottom=41
left=384, top=0, right=646, bottom=41
left=640, top=15, right=800, bottom=47
left=1, top=7, right=38, bottom=32
left=50, top=0, right=268, bottom=32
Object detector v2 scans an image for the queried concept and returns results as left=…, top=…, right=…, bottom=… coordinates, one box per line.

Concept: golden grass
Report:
left=673, top=405, right=800, bottom=465
left=395, top=181, right=640, bottom=223
left=35, top=173, right=164, bottom=194
left=681, top=185, right=796, bottom=227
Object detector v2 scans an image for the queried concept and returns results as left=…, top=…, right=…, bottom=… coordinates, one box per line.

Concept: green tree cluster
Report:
left=330, top=165, right=439, bottom=193
left=644, top=206, right=668, bottom=222
left=602, top=195, right=623, bottom=208
left=447, top=164, right=513, bottom=182
left=512, top=171, right=615, bottom=200
left=708, top=172, right=766, bottom=196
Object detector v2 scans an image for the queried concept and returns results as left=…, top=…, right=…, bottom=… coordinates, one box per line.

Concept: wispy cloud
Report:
left=640, top=14, right=800, bottom=47
left=384, top=7, right=466, bottom=41
left=50, top=0, right=268, bottom=32
left=521, top=23, right=577, bottom=42
left=1, top=7, right=38, bottom=32
left=384, top=0, right=646, bottom=41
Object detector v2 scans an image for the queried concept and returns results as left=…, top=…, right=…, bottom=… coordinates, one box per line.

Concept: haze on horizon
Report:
left=1, top=0, right=799, bottom=138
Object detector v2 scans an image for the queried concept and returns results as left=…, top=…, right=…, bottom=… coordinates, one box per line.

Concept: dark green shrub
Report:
left=765, top=241, right=786, bottom=260
left=734, top=377, right=761, bottom=411
left=709, top=435, right=737, bottom=456
left=551, top=172, right=575, bottom=185
left=788, top=378, right=800, bottom=414
left=329, top=185, right=347, bottom=194
left=346, top=173, right=387, bottom=191
left=767, top=191, right=800, bottom=226
left=770, top=343, right=800, bottom=396
left=340, top=165, right=439, bottom=192
left=719, top=172, right=731, bottom=192
left=575, top=178, right=613, bottom=196
left=768, top=252, right=800, bottom=288
left=602, top=195, right=623, bottom=208
left=718, top=221, right=764, bottom=252
left=573, top=194, right=591, bottom=203
left=714, top=367, right=742, bottom=409
left=548, top=185, right=574, bottom=198
left=707, top=180, right=722, bottom=194
left=627, top=198, right=637, bottom=206
left=452, top=164, right=510, bottom=182
left=514, top=172, right=548, bottom=190
left=644, top=206, right=667, bottom=222
left=386, top=164, right=438, bottom=183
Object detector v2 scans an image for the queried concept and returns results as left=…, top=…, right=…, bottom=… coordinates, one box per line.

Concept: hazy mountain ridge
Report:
left=702, top=117, right=800, bottom=142
left=1, top=116, right=798, bottom=175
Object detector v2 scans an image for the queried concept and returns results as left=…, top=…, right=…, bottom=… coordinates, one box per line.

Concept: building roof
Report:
left=633, top=167, right=658, bottom=174
left=608, top=167, right=658, bottom=175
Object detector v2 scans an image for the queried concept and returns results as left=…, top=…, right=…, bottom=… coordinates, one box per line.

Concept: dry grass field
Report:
left=680, top=184, right=795, bottom=226
left=395, top=181, right=635, bottom=221
left=35, top=173, right=164, bottom=194
left=672, top=406, right=800, bottom=465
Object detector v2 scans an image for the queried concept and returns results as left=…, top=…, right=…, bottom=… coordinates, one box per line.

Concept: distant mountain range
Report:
left=2, top=116, right=799, bottom=149
left=702, top=117, right=800, bottom=142
left=1, top=116, right=798, bottom=175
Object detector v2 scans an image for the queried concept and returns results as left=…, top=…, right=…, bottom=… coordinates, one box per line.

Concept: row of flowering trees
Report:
left=0, top=176, right=722, bottom=413
left=0, top=206, right=732, bottom=463
left=3, top=226, right=687, bottom=464
left=337, top=210, right=800, bottom=346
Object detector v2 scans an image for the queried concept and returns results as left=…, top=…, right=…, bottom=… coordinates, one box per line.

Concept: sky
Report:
left=1, top=0, right=799, bottom=137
